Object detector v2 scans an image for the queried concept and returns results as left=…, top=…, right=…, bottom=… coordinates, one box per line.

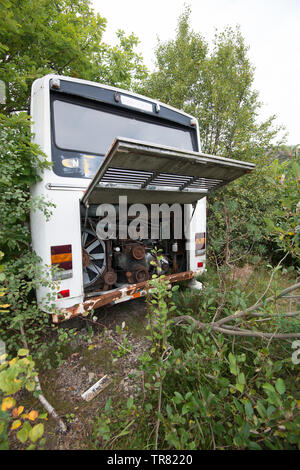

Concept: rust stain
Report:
left=52, top=270, right=197, bottom=323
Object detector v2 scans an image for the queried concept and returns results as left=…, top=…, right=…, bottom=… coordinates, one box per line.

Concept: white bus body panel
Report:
left=30, top=75, right=206, bottom=313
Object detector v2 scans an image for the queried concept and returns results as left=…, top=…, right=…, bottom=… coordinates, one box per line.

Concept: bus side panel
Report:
left=30, top=77, right=84, bottom=312
left=185, top=198, right=206, bottom=272
left=30, top=189, right=84, bottom=311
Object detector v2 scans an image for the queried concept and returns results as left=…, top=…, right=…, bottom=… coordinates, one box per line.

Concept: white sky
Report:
left=92, top=0, right=300, bottom=145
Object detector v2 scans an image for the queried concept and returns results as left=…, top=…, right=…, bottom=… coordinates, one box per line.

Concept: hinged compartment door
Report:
left=81, top=137, right=255, bottom=206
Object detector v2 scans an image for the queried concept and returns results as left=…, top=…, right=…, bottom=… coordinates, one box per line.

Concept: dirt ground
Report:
left=18, top=297, right=150, bottom=450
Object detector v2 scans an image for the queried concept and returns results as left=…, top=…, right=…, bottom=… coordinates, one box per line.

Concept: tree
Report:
left=265, top=151, right=300, bottom=262
left=138, top=7, right=280, bottom=161
left=0, top=0, right=147, bottom=114
left=0, top=2, right=149, bottom=439
left=136, top=7, right=284, bottom=262
left=137, top=7, right=207, bottom=112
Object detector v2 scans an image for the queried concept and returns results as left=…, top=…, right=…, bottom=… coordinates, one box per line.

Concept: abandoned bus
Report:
left=30, top=75, right=254, bottom=322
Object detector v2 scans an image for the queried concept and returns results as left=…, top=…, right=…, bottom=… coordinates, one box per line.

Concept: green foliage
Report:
left=112, top=322, right=132, bottom=360
left=0, top=348, right=47, bottom=449
left=92, top=271, right=299, bottom=450
left=137, top=7, right=207, bottom=111
left=136, top=7, right=284, bottom=262
left=0, top=247, right=89, bottom=369
left=161, top=327, right=299, bottom=450
left=91, top=273, right=179, bottom=450
left=207, top=158, right=286, bottom=264
left=0, top=0, right=147, bottom=113
left=0, top=0, right=148, bottom=365
left=0, top=250, right=57, bottom=354
left=0, top=113, right=52, bottom=255
left=137, top=7, right=280, bottom=161
left=265, top=155, right=300, bottom=261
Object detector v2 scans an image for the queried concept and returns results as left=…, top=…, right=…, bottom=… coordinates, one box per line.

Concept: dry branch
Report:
left=214, top=282, right=300, bottom=327
left=173, top=314, right=300, bottom=340
left=173, top=281, right=300, bottom=340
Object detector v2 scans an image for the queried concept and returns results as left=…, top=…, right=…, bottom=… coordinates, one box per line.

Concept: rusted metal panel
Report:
left=52, top=270, right=197, bottom=323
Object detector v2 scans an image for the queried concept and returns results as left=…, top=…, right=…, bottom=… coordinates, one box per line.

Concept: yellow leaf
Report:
left=0, top=304, right=9, bottom=308
left=1, top=397, right=16, bottom=411
left=9, top=357, right=17, bottom=366
left=12, top=406, right=24, bottom=418
left=17, top=348, right=29, bottom=357
left=28, top=410, right=38, bottom=421
left=11, top=420, right=22, bottom=430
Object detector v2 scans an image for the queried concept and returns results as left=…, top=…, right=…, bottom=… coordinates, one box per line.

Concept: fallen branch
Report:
left=33, top=375, right=67, bottom=432
left=173, top=313, right=300, bottom=340
left=19, top=323, right=67, bottom=433
left=214, top=282, right=300, bottom=328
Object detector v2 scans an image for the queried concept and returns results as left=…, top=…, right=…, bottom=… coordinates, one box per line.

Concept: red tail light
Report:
left=57, top=289, right=70, bottom=299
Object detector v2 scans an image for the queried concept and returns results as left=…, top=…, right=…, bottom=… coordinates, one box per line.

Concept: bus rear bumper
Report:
left=52, top=270, right=198, bottom=323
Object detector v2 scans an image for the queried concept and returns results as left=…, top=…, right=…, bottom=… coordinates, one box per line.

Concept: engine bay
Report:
left=80, top=203, right=187, bottom=296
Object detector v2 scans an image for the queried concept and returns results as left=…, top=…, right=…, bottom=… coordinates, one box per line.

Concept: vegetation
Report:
left=136, top=7, right=290, bottom=264
left=0, top=0, right=147, bottom=356
left=0, top=0, right=147, bottom=114
left=0, top=1, right=299, bottom=451
left=92, top=270, right=300, bottom=450
left=0, top=0, right=148, bottom=448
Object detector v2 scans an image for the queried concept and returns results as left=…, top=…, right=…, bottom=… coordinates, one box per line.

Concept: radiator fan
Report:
left=81, top=228, right=106, bottom=288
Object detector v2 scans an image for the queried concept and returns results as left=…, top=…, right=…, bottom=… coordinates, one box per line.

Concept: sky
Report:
left=92, top=0, right=300, bottom=145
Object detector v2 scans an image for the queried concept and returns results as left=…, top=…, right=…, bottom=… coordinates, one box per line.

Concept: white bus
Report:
left=30, top=75, right=254, bottom=322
